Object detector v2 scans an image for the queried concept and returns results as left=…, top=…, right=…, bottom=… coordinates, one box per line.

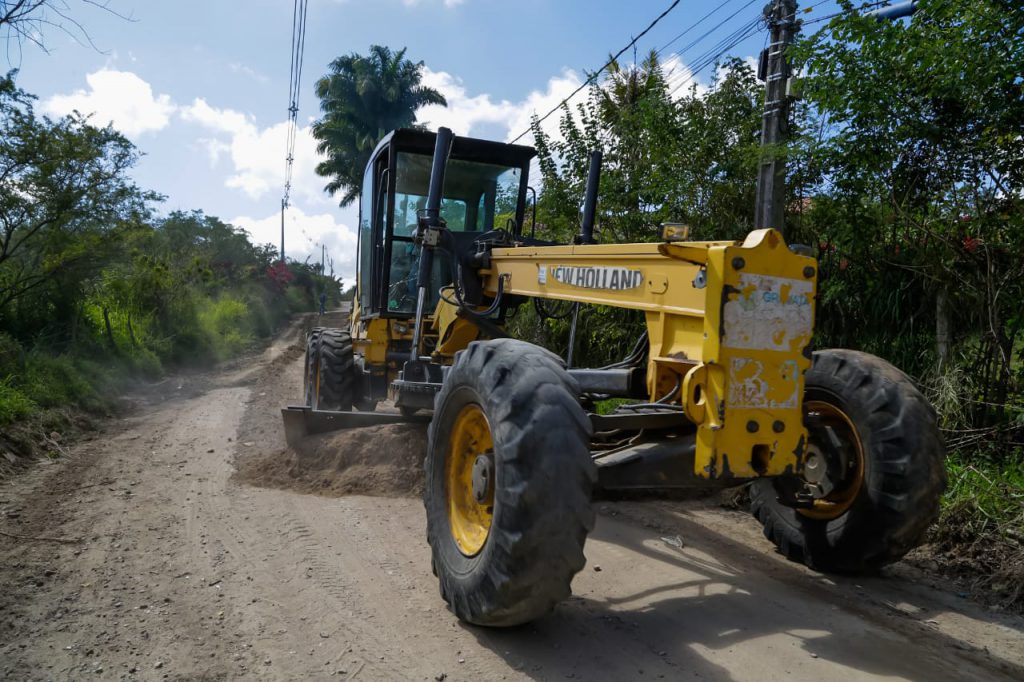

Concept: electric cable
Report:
left=283, top=0, right=309, bottom=208
left=509, top=0, right=684, bottom=143
left=803, top=0, right=893, bottom=26
left=668, top=18, right=765, bottom=97
left=654, top=0, right=745, bottom=56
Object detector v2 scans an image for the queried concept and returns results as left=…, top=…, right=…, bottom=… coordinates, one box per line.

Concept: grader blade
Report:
left=281, top=406, right=430, bottom=447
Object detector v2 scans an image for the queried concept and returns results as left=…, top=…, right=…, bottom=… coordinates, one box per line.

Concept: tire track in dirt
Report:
left=2, top=312, right=1022, bottom=681
left=227, top=311, right=1024, bottom=682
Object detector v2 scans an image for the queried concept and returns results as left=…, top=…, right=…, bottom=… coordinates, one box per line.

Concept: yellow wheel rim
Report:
left=798, top=400, right=866, bottom=520
left=446, top=403, right=495, bottom=556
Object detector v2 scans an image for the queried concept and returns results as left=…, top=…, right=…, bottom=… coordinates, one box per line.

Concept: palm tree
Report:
left=312, top=45, right=447, bottom=207
left=596, top=50, right=670, bottom=122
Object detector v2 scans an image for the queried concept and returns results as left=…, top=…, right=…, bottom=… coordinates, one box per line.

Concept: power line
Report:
left=523, top=0, right=878, bottom=202
left=660, top=0, right=850, bottom=96
left=535, top=0, right=843, bottom=135
left=654, top=0, right=746, bottom=56
left=508, top=0, right=684, bottom=144
left=661, top=0, right=762, bottom=68
left=668, top=17, right=764, bottom=97
left=522, top=5, right=764, bottom=176
left=279, top=0, right=310, bottom=264
left=283, top=0, right=309, bottom=208
left=659, top=12, right=762, bottom=93
left=802, top=0, right=893, bottom=26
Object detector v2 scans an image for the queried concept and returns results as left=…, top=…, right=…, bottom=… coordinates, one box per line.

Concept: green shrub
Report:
left=126, top=346, right=163, bottom=378
left=285, top=285, right=311, bottom=314
left=21, top=353, right=104, bottom=411
left=0, top=378, right=36, bottom=424
left=197, top=297, right=254, bottom=360
left=246, top=295, right=274, bottom=338
left=0, top=333, right=23, bottom=378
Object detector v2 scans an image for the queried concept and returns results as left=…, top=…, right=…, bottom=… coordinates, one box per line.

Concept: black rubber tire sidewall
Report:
left=314, top=328, right=354, bottom=412
left=751, top=349, right=947, bottom=572
left=424, top=339, right=596, bottom=626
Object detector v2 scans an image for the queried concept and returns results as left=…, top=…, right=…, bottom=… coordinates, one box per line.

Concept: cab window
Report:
left=385, top=152, right=521, bottom=314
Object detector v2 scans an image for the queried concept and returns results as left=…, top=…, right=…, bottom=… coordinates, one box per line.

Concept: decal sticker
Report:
left=550, top=265, right=645, bottom=291
left=723, top=274, right=812, bottom=351
left=728, top=357, right=799, bottom=409
left=538, top=265, right=548, bottom=285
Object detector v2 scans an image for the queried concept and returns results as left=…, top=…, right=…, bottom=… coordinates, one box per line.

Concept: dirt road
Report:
left=2, top=314, right=1022, bottom=681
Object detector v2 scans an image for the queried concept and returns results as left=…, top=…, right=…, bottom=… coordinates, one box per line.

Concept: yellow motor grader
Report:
left=282, top=127, right=945, bottom=627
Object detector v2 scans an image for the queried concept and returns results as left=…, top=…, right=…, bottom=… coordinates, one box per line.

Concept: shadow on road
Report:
left=464, top=506, right=1019, bottom=682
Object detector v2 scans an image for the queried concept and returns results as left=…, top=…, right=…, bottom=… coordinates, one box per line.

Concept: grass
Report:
left=921, top=450, right=1024, bottom=609
left=593, top=397, right=634, bottom=415
left=0, top=377, right=36, bottom=424
left=936, top=451, right=1024, bottom=545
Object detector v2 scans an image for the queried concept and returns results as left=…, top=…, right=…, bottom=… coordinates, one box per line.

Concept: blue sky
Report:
left=7, top=0, right=843, bottom=281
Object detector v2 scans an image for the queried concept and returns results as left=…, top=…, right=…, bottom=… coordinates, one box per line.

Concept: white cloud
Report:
left=661, top=52, right=757, bottom=99
left=662, top=53, right=706, bottom=99
left=232, top=205, right=359, bottom=281
left=181, top=98, right=325, bottom=204
left=182, top=68, right=587, bottom=212
left=417, top=69, right=517, bottom=137
left=504, top=70, right=584, bottom=144
left=196, top=137, right=231, bottom=166
left=417, top=67, right=583, bottom=144
left=41, top=69, right=175, bottom=137
left=228, top=62, right=269, bottom=84
left=180, top=97, right=249, bottom=136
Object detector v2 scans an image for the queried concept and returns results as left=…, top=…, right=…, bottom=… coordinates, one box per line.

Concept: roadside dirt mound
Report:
left=231, top=308, right=431, bottom=499
left=238, top=423, right=428, bottom=498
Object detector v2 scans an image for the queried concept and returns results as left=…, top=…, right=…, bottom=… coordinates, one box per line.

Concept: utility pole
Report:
left=280, top=198, right=286, bottom=264
left=754, top=0, right=798, bottom=237
left=321, top=244, right=325, bottom=274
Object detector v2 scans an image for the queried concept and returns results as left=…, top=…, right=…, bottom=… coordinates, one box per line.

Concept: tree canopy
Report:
left=792, top=0, right=1024, bottom=429
left=0, top=71, right=341, bottom=425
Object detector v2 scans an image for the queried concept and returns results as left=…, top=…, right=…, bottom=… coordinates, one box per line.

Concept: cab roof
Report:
left=367, top=128, right=537, bottom=171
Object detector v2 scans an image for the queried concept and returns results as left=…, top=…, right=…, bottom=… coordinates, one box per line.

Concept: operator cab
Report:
left=357, top=129, right=536, bottom=319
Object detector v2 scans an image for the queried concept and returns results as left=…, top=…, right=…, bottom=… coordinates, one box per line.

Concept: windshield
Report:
left=386, top=152, right=522, bottom=314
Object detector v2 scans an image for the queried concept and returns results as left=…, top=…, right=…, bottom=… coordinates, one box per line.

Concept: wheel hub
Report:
left=798, top=399, right=865, bottom=519
left=471, top=453, right=495, bottom=503
left=446, top=403, right=496, bottom=556
left=804, top=446, right=826, bottom=484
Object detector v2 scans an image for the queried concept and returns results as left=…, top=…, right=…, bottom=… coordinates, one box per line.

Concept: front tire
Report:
left=424, top=339, right=596, bottom=626
left=751, top=349, right=946, bottom=572
left=312, top=329, right=354, bottom=411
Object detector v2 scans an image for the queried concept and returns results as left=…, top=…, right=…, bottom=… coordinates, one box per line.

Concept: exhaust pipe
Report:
left=410, top=126, right=454, bottom=363
left=579, top=150, right=602, bottom=245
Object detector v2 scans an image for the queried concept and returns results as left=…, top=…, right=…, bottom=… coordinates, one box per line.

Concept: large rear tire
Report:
left=312, top=328, right=354, bottom=412
left=424, top=339, right=596, bottom=626
left=751, top=349, right=946, bottom=572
